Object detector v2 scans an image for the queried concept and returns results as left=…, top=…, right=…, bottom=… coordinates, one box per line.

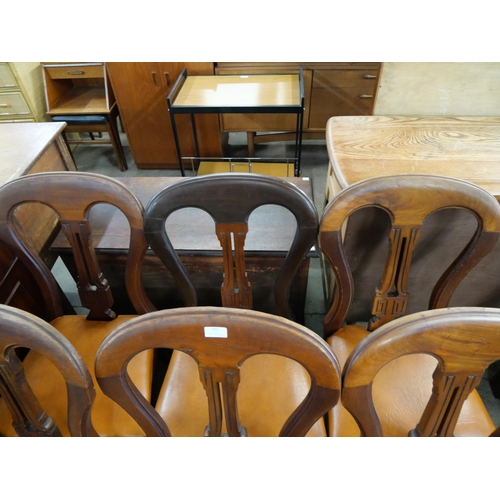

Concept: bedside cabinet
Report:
left=41, top=62, right=128, bottom=171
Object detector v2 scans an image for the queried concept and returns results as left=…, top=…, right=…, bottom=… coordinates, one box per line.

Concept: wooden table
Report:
left=0, top=123, right=76, bottom=316
left=51, top=176, right=316, bottom=323
left=323, top=116, right=500, bottom=322
left=325, top=116, right=500, bottom=202
left=167, top=70, right=305, bottom=176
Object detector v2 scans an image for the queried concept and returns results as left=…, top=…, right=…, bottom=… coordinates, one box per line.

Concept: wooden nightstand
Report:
left=41, top=62, right=128, bottom=171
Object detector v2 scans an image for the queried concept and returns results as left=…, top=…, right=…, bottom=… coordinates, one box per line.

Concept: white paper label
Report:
left=204, top=326, right=228, bottom=338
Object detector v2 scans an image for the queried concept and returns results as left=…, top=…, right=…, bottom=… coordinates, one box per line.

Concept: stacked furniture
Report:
left=106, top=62, right=224, bottom=169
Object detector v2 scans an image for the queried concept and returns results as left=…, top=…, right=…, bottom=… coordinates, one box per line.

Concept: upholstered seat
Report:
left=51, top=106, right=128, bottom=171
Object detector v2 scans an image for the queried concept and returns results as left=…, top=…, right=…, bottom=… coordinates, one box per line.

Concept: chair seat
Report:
left=155, top=350, right=327, bottom=437
left=0, top=315, right=153, bottom=437
left=327, top=324, right=496, bottom=437
left=52, top=115, right=109, bottom=125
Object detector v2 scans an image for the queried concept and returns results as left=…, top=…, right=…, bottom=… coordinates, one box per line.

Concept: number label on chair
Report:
left=204, top=327, right=228, bottom=338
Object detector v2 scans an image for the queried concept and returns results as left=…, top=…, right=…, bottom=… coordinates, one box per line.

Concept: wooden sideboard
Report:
left=106, top=63, right=224, bottom=169
left=215, top=62, right=381, bottom=154
left=0, top=123, right=76, bottom=317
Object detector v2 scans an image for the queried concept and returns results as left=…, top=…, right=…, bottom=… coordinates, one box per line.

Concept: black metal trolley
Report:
left=167, top=67, right=305, bottom=177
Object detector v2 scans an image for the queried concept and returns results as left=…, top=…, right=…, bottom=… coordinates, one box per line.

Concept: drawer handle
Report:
left=152, top=71, right=159, bottom=87
left=360, top=94, right=374, bottom=99
left=164, top=72, right=170, bottom=86
left=67, top=70, right=84, bottom=75
left=0, top=103, right=10, bottom=108
left=363, top=74, right=377, bottom=79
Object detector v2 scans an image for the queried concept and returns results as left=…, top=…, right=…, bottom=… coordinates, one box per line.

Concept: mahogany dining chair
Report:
left=96, top=306, right=341, bottom=437
left=0, top=172, right=155, bottom=436
left=142, top=173, right=328, bottom=435
left=143, top=172, right=318, bottom=322
left=318, top=174, right=500, bottom=436
left=342, top=307, right=500, bottom=436
left=0, top=303, right=97, bottom=437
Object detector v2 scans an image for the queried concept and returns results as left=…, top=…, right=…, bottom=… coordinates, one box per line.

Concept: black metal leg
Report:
left=169, top=112, right=185, bottom=176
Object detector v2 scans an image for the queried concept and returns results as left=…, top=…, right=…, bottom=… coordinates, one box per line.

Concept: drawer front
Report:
left=0, top=118, right=35, bottom=123
left=0, top=63, right=18, bottom=89
left=0, top=91, right=31, bottom=116
left=221, top=113, right=298, bottom=132
left=45, top=64, right=104, bottom=80
left=309, top=88, right=375, bottom=128
left=313, top=69, right=379, bottom=89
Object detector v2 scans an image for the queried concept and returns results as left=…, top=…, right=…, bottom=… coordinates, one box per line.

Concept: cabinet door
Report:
left=107, top=63, right=222, bottom=169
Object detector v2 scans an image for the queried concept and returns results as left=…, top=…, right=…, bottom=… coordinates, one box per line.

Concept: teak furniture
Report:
left=0, top=123, right=76, bottom=318
left=104, top=62, right=380, bottom=169
left=215, top=62, right=381, bottom=154
left=41, top=62, right=128, bottom=171
left=323, top=116, right=500, bottom=316
left=97, top=307, right=341, bottom=437
left=0, top=172, right=154, bottom=437
left=106, top=63, right=223, bottom=169
left=342, top=307, right=499, bottom=436
left=167, top=69, right=305, bottom=176
left=50, top=176, right=316, bottom=325
left=319, top=174, right=500, bottom=437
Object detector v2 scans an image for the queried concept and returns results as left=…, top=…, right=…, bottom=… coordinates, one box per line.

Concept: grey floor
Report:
left=60, top=129, right=500, bottom=428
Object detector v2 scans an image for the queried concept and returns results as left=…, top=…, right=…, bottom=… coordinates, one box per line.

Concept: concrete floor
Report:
left=60, top=129, right=500, bottom=428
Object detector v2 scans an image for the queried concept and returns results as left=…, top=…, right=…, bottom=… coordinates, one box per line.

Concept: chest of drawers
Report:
left=0, top=63, right=46, bottom=123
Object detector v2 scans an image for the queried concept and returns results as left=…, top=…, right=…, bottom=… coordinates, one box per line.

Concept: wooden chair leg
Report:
left=247, top=132, right=255, bottom=157
left=107, top=116, right=128, bottom=172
